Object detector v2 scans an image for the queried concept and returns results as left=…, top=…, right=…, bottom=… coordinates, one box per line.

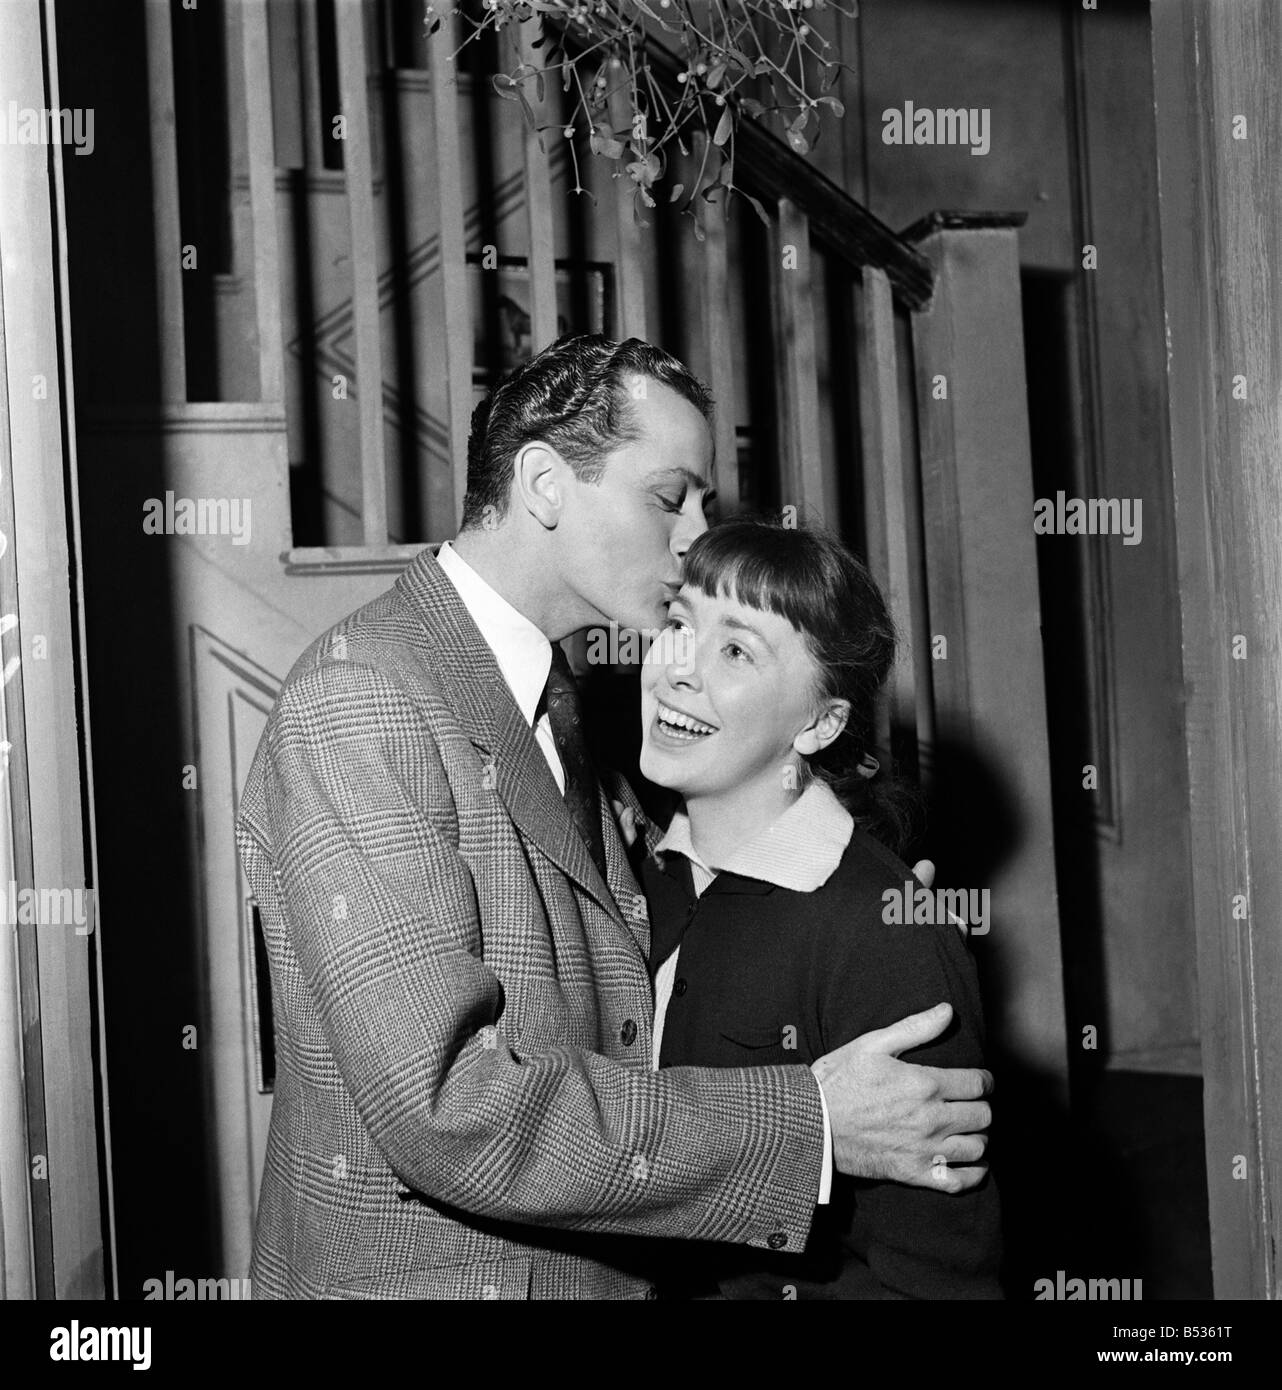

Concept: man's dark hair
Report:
left=460, top=333, right=713, bottom=529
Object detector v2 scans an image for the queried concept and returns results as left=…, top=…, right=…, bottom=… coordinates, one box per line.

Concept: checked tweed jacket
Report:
left=235, top=547, right=825, bottom=1299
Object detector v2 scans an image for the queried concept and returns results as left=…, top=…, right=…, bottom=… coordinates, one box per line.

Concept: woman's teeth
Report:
left=656, top=703, right=716, bottom=740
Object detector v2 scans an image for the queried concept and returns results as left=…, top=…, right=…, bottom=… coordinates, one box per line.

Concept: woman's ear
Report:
left=793, top=698, right=851, bottom=757
left=512, top=441, right=564, bottom=528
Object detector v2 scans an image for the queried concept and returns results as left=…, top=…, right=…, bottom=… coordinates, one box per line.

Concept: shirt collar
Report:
left=436, top=541, right=552, bottom=728
left=653, top=780, right=854, bottom=893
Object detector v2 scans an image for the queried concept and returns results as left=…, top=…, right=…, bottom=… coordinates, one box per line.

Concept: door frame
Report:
left=0, top=0, right=110, bottom=1299
left=1152, top=0, right=1282, bottom=1300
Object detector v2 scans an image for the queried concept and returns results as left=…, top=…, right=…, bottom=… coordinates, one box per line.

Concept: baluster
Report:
left=298, top=0, right=325, bottom=170
left=858, top=266, right=928, bottom=757
left=242, top=0, right=285, bottom=404
left=693, top=134, right=738, bottom=513
left=609, top=80, right=646, bottom=339
left=335, top=0, right=388, bottom=546
left=427, top=11, right=472, bottom=526
left=143, top=0, right=187, bottom=402
left=511, top=19, right=558, bottom=352
left=774, top=199, right=828, bottom=526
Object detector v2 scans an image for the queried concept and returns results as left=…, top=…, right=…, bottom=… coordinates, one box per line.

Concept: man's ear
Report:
left=511, top=441, right=565, bottom=529
left=793, top=698, right=851, bottom=757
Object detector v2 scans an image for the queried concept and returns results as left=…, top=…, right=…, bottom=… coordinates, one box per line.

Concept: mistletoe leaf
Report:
left=738, top=188, right=771, bottom=230
left=786, top=126, right=810, bottom=154
left=725, top=47, right=754, bottom=77
left=739, top=96, right=765, bottom=120
left=712, top=105, right=733, bottom=147
left=493, top=73, right=518, bottom=101
left=669, top=182, right=685, bottom=202
left=817, top=96, right=845, bottom=117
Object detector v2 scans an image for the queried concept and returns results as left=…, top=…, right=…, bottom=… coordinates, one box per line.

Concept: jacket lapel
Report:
left=394, top=547, right=628, bottom=928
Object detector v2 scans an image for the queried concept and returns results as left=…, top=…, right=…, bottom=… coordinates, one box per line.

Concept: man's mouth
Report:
left=654, top=700, right=718, bottom=742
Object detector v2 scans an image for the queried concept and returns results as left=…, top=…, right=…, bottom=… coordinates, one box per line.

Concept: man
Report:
left=236, top=334, right=992, bottom=1299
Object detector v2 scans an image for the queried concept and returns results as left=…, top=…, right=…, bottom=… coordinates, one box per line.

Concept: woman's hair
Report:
left=681, top=518, right=921, bottom=857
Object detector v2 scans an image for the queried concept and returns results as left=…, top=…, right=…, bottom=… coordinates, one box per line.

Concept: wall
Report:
left=833, top=0, right=1196, bottom=1070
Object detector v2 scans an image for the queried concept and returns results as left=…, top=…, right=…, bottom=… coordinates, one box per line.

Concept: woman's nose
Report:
left=666, top=632, right=700, bottom=687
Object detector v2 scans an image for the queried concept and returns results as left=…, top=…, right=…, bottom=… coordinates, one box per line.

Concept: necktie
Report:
left=542, top=646, right=608, bottom=881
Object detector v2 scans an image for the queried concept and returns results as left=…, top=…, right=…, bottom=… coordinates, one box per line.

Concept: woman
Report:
left=638, top=518, right=1002, bottom=1299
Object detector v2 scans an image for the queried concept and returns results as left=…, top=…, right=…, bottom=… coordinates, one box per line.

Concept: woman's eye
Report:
left=724, top=642, right=750, bottom=662
left=658, top=492, right=684, bottom=513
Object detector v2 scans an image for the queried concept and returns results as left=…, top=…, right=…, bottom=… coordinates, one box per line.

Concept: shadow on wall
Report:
left=925, top=736, right=1210, bottom=1299
left=58, top=0, right=221, bottom=1299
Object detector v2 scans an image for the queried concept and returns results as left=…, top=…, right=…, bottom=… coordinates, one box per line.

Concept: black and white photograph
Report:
left=0, top=0, right=1278, bottom=1365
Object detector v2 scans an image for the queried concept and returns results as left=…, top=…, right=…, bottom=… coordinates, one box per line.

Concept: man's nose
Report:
left=671, top=502, right=710, bottom=559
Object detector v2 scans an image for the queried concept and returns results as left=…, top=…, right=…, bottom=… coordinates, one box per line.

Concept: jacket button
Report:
left=673, top=978, right=688, bottom=997
left=766, top=1232, right=788, bottom=1251
left=620, top=1019, right=637, bottom=1046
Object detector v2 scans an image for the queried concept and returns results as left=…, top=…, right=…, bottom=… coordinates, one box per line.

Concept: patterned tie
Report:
left=542, top=646, right=608, bottom=881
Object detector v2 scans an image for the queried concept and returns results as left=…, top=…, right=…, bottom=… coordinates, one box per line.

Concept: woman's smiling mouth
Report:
left=653, top=700, right=719, bottom=742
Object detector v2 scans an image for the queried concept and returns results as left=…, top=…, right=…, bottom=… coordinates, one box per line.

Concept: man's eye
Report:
left=658, top=492, right=684, bottom=513
left=724, top=642, right=750, bottom=662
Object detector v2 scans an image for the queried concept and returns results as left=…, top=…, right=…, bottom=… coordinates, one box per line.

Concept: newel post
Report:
left=906, top=213, right=1068, bottom=1094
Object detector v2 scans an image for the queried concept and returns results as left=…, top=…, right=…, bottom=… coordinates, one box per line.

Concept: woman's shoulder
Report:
left=813, top=833, right=987, bottom=1051
left=825, top=826, right=918, bottom=908
left=819, top=830, right=972, bottom=966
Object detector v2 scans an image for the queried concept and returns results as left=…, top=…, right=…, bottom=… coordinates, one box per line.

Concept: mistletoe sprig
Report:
left=428, top=0, right=857, bottom=230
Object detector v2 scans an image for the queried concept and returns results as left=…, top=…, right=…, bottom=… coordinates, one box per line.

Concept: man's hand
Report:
left=913, top=859, right=967, bottom=936
left=812, top=1003, right=992, bottom=1193
left=911, top=859, right=935, bottom=889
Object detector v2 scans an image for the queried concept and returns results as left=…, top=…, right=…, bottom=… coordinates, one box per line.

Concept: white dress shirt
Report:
left=651, top=780, right=856, bottom=1205
left=436, top=541, right=565, bottom=791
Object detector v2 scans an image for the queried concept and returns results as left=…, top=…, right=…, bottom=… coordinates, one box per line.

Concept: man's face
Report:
left=556, top=380, right=715, bottom=633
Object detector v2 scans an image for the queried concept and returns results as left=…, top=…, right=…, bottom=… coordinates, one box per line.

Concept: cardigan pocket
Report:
left=718, top=1023, right=793, bottom=1052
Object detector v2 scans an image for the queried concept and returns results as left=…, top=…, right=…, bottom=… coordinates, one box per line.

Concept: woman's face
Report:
left=639, top=584, right=843, bottom=801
